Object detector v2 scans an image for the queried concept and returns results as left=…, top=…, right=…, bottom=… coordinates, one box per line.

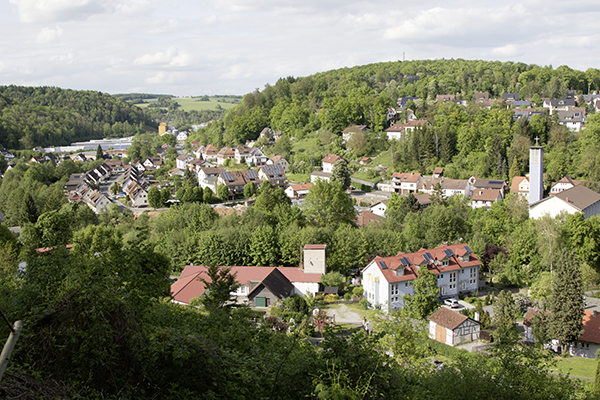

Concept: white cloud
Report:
left=9, top=0, right=107, bottom=23
left=49, top=52, right=74, bottom=63
left=492, top=44, right=518, bottom=57
left=133, top=47, right=192, bottom=67
left=36, top=26, right=63, bottom=43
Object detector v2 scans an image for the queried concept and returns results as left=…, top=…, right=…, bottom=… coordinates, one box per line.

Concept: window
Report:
left=442, top=260, right=449, bottom=267
left=470, top=268, right=476, bottom=278
left=450, top=272, right=456, bottom=283
left=461, top=269, right=465, bottom=274
left=450, top=283, right=456, bottom=289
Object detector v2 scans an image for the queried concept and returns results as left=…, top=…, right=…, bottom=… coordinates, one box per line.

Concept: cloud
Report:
left=133, top=47, right=192, bottom=67
left=492, top=44, right=519, bottom=57
left=36, top=26, right=63, bottom=43
left=49, top=52, right=74, bottom=63
left=9, top=0, right=107, bottom=23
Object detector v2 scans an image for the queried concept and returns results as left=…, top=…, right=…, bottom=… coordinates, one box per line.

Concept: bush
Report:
left=324, top=294, right=338, bottom=303
left=352, top=286, right=364, bottom=297
left=358, top=299, right=369, bottom=310
left=343, top=293, right=352, bottom=301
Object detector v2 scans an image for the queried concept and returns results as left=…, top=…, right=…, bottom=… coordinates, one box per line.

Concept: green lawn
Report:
left=371, top=150, right=392, bottom=168
left=551, top=355, right=598, bottom=379
left=291, top=136, right=320, bottom=154
left=351, top=171, right=380, bottom=183
left=286, top=173, right=310, bottom=183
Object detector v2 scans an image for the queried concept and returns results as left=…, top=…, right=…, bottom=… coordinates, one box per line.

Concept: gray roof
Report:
left=554, top=185, right=600, bottom=211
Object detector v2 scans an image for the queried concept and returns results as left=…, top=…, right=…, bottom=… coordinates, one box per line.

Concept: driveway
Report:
left=324, top=303, right=363, bottom=325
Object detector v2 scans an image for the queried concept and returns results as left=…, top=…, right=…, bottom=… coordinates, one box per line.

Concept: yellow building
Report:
left=158, top=122, right=167, bottom=135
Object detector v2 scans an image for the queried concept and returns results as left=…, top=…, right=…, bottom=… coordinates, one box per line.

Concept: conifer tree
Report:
left=550, top=250, right=584, bottom=354
left=509, top=156, right=521, bottom=182
left=330, top=159, right=351, bottom=189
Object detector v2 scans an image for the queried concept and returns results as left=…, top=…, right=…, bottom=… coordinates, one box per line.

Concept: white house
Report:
left=385, top=120, right=431, bottom=140
left=510, top=176, right=530, bottom=200
left=285, top=183, right=312, bottom=199
left=550, top=176, right=582, bottom=194
left=391, top=172, right=421, bottom=194
left=198, top=166, right=226, bottom=193
left=362, top=244, right=480, bottom=311
left=321, top=154, right=345, bottom=174
left=470, top=189, right=502, bottom=210
left=370, top=201, right=388, bottom=217
left=529, top=184, right=600, bottom=219
left=428, top=307, right=481, bottom=346
left=176, top=154, right=194, bottom=170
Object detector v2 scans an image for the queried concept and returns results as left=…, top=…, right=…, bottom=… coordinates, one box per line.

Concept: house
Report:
left=143, top=157, right=162, bottom=170
left=259, top=127, right=275, bottom=140
left=246, top=147, right=267, bottom=166
left=285, top=183, right=312, bottom=199
left=258, top=165, right=287, bottom=188
left=168, top=168, right=185, bottom=177
left=513, top=109, right=543, bottom=122
left=529, top=184, right=600, bottom=219
left=198, top=166, right=226, bottom=193
left=472, top=178, right=506, bottom=198
left=235, top=145, right=252, bottom=164
left=370, top=200, right=388, bottom=217
left=428, top=307, right=481, bottom=346
left=362, top=244, right=480, bottom=311
left=342, top=124, right=367, bottom=142
left=386, top=120, right=431, bottom=140
left=267, top=155, right=290, bottom=173
left=310, top=171, right=331, bottom=183
left=104, top=159, right=125, bottom=174
left=414, top=193, right=432, bottom=209
left=360, top=157, right=371, bottom=165
left=356, top=210, right=383, bottom=227
left=64, top=173, right=86, bottom=194
left=524, top=308, right=600, bottom=358
left=202, top=144, right=219, bottom=161
left=510, top=176, right=530, bottom=200
left=273, top=130, right=283, bottom=141
left=176, top=131, right=189, bottom=142
left=543, top=98, right=576, bottom=114
left=391, top=172, right=421, bottom=194
left=193, top=145, right=204, bottom=159
left=85, top=190, right=111, bottom=214
left=171, top=244, right=327, bottom=306
left=418, top=177, right=472, bottom=199
left=433, top=167, right=444, bottom=178
left=550, top=175, right=582, bottom=194
left=470, top=189, right=502, bottom=209
left=321, top=154, right=345, bottom=174
left=129, top=185, right=148, bottom=207
left=556, top=108, right=586, bottom=132
left=436, top=94, right=456, bottom=103
left=503, top=93, right=520, bottom=101
left=473, top=92, right=490, bottom=102
left=176, top=154, right=194, bottom=170
left=217, top=170, right=261, bottom=195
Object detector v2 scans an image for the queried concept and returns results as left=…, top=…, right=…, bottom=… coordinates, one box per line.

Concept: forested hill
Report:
left=0, top=86, right=157, bottom=150
left=212, top=58, right=600, bottom=144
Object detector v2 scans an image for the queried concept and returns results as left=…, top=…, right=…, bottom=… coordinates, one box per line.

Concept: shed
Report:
left=428, top=307, right=480, bottom=346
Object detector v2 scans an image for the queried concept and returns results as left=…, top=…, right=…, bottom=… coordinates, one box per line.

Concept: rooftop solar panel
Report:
left=464, top=245, right=472, bottom=253
left=444, top=249, right=454, bottom=258
left=378, top=261, right=387, bottom=270
left=423, top=252, right=433, bottom=262
left=247, top=170, right=259, bottom=179
left=399, top=257, right=409, bottom=266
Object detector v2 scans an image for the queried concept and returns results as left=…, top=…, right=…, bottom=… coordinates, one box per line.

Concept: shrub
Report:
left=324, top=294, right=338, bottom=303
left=343, top=293, right=352, bottom=301
left=352, top=286, right=364, bottom=297
left=359, top=299, right=369, bottom=310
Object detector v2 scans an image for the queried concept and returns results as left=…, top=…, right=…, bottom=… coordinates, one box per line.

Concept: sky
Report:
left=1, top=0, right=600, bottom=96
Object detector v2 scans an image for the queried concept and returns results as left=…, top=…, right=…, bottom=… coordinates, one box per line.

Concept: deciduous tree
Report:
left=402, top=266, right=439, bottom=320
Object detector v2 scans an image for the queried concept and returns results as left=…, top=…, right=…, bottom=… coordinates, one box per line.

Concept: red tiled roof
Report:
left=304, top=244, right=326, bottom=250
left=580, top=310, right=600, bottom=344
left=471, top=189, right=501, bottom=202
left=171, top=265, right=322, bottom=304
left=364, top=244, right=480, bottom=283
left=321, top=154, right=344, bottom=164
left=511, top=176, right=528, bottom=193
left=391, top=172, right=421, bottom=182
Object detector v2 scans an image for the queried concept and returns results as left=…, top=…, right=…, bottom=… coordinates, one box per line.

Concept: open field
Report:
left=134, top=96, right=239, bottom=112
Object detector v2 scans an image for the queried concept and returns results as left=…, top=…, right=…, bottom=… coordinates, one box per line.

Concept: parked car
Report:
left=444, top=298, right=459, bottom=308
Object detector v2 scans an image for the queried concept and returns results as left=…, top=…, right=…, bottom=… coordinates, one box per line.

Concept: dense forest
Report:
left=0, top=86, right=157, bottom=149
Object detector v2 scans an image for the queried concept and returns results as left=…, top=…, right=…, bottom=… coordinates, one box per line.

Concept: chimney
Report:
left=594, top=310, right=597, bottom=318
